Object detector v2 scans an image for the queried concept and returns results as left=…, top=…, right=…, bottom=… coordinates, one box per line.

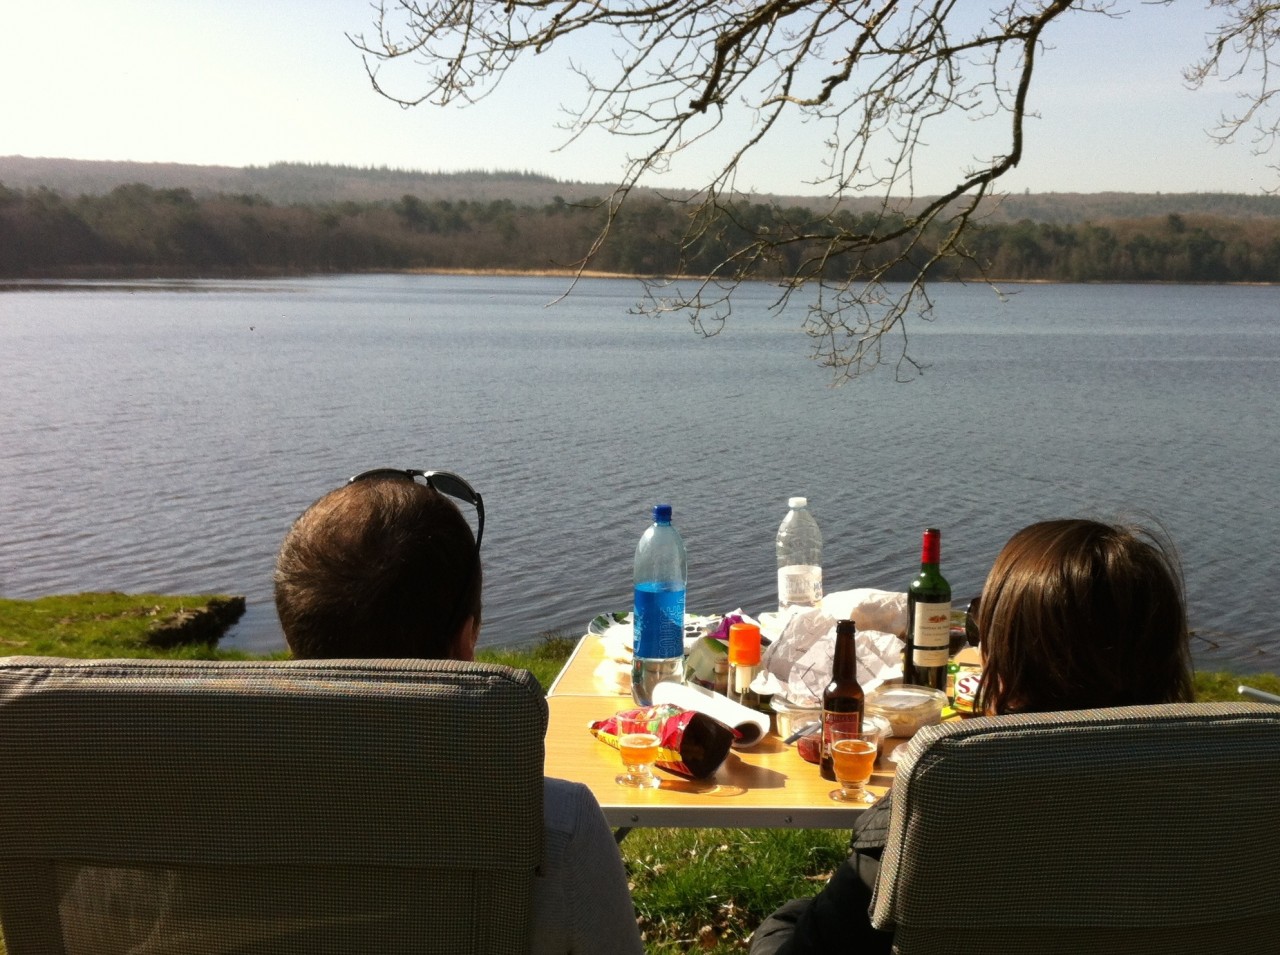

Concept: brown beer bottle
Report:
left=820, top=619, right=865, bottom=781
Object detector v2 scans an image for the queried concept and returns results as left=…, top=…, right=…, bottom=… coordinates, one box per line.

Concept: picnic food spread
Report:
left=590, top=513, right=983, bottom=787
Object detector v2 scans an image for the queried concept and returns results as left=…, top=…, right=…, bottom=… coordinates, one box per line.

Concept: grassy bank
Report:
left=1, top=593, right=1277, bottom=953
left=0, top=592, right=265, bottom=659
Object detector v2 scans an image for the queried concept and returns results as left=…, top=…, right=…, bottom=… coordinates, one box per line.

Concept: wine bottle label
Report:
left=911, top=600, right=951, bottom=667
left=778, top=565, right=823, bottom=607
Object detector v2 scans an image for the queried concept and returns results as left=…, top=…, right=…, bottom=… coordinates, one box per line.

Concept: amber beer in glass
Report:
left=615, top=712, right=661, bottom=788
left=828, top=727, right=881, bottom=803
left=619, top=731, right=660, bottom=767
left=820, top=618, right=865, bottom=781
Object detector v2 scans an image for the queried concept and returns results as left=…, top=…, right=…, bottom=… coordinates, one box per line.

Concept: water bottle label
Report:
left=911, top=601, right=951, bottom=666
left=634, top=582, right=685, bottom=658
left=778, top=565, right=823, bottom=608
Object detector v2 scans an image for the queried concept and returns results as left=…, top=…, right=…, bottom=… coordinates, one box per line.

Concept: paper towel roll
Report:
left=651, top=681, right=771, bottom=749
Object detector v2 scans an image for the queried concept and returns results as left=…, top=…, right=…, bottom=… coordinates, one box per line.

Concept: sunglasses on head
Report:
left=348, top=468, right=485, bottom=550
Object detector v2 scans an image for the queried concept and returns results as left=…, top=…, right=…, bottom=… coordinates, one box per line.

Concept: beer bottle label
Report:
left=821, top=708, right=862, bottom=763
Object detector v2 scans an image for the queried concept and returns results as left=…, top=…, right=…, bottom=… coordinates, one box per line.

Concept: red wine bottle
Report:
left=904, top=528, right=952, bottom=693
left=820, top=619, right=865, bottom=781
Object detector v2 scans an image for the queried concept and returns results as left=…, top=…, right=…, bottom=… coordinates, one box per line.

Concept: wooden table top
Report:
left=543, top=632, right=897, bottom=830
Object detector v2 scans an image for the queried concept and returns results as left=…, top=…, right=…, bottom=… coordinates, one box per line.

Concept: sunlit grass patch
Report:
left=0, top=592, right=259, bottom=659
left=622, top=826, right=849, bottom=952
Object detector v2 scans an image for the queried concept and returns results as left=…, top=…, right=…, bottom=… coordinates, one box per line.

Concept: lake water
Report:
left=1, top=275, right=1277, bottom=674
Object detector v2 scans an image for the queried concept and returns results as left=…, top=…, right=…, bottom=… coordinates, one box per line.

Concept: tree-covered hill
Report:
left=4, top=178, right=1279, bottom=283
left=5, top=155, right=1280, bottom=223
left=0, top=156, right=638, bottom=207
left=4, top=157, right=1280, bottom=283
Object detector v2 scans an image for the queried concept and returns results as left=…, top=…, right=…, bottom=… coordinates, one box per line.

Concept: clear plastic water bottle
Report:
left=776, top=496, right=823, bottom=611
left=632, top=503, right=687, bottom=705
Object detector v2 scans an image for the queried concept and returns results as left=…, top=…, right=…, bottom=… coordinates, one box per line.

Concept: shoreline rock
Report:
left=146, top=596, right=246, bottom=648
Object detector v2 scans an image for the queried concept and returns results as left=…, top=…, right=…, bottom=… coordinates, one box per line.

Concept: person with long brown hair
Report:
left=751, top=517, right=1194, bottom=955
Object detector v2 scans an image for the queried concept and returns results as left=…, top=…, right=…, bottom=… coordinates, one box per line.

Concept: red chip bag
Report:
left=590, top=703, right=735, bottom=779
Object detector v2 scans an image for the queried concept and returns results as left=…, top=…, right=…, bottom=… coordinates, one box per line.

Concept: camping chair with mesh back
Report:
left=870, top=702, right=1280, bottom=955
left=0, top=656, right=547, bottom=955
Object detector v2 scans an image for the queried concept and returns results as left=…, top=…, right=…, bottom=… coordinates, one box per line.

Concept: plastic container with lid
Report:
left=864, top=713, right=892, bottom=742
left=770, top=695, right=821, bottom=741
left=865, top=684, right=947, bottom=738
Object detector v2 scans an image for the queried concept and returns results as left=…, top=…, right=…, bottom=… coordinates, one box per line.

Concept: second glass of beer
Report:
left=828, top=727, right=882, bottom=803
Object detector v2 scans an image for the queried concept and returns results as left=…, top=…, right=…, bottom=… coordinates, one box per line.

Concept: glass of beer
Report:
left=828, top=727, right=882, bottom=803
left=615, top=711, right=661, bottom=788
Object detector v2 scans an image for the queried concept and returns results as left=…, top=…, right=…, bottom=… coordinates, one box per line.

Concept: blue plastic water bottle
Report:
left=631, top=504, right=687, bottom=705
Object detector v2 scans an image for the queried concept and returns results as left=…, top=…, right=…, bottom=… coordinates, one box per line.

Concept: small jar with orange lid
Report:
left=727, top=622, right=764, bottom=710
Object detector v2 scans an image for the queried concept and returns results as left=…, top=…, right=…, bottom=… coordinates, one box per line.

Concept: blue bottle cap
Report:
left=653, top=504, right=673, bottom=523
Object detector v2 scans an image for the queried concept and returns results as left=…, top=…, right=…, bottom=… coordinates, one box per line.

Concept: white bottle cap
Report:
left=788, top=496, right=808, bottom=508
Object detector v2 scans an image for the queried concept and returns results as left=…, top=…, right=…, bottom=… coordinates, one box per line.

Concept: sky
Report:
left=1, top=0, right=1276, bottom=197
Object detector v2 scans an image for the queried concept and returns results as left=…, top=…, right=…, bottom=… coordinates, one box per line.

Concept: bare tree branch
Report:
left=351, top=0, right=1280, bottom=380
left=1182, top=0, right=1280, bottom=184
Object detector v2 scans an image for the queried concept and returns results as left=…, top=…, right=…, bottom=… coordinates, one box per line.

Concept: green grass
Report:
left=476, top=632, right=578, bottom=691
left=1193, top=669, right=1280, bottom=701
left=623, top=826, right=849, bottom=951
left=1, top=593, right=1276, bottom=953
left=0, top=592, right=265, bottom=660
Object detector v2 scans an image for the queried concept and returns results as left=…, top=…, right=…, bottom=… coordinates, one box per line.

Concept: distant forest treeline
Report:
left=4, top=179, right=1280, bottom=283
left=7, top=156, right=1280, bottom=222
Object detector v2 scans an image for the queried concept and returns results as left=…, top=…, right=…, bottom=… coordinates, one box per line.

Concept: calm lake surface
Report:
left=1, top=275, right=1277, bottom=673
